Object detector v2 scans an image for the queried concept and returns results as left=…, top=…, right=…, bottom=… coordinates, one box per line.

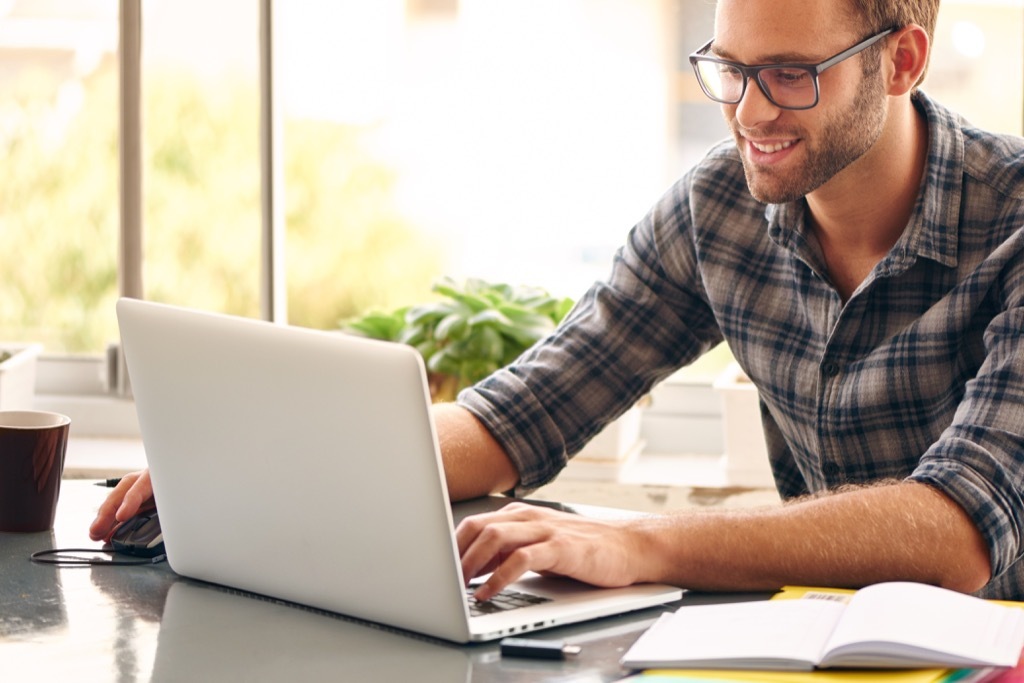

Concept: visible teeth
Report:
left=751, top=140, right=794, bottom=153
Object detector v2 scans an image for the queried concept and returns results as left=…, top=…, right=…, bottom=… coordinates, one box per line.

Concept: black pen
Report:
left=94, top=477, right=123, bottom=488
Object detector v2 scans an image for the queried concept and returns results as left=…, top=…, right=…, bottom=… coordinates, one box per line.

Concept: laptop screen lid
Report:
left=117, top=298, right=682, bottom=643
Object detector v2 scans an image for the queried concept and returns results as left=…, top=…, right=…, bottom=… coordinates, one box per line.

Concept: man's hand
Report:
left=89, top=469, right=155, bottom=541
left=455, top=502, right=645, bottom=600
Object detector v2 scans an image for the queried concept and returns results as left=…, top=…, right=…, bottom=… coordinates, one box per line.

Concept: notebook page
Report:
left=822, top=582, right=1024, bottom=668
left=621, top=599, right=845, bottom=670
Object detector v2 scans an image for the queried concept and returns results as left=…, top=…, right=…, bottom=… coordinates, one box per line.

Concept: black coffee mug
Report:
left=0, top=411, right=70, bottom=533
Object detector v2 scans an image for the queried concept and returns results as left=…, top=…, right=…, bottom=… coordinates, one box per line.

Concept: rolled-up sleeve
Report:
left=457, top=174, right=726, bottom=494
left=910, top=235, right=1024, bottom=589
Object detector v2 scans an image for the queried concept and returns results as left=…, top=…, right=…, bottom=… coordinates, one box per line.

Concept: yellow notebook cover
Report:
left=635, top=667, right=952, bottom=682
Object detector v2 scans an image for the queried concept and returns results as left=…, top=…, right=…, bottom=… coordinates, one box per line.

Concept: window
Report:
left=2, top=0, right=1022, bottom=438
left=279, top=0, right=683, bottom=325
left=139, top=0, right=263, bottom=320
left=0, top=0, right=119, bottom=353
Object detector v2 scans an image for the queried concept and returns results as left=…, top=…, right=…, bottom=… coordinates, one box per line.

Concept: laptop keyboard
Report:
left=466, top=587, right=552, bottom=616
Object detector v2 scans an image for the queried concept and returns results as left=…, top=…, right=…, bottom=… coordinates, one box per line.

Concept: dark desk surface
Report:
left=0, top=480, right=764, bottom=682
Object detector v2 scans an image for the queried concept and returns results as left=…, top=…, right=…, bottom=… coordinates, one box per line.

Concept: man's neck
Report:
left=806, top=100, right=929, bottom=300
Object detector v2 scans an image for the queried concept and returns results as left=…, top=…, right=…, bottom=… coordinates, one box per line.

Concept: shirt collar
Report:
left=765, top=90, right=963, bottom=272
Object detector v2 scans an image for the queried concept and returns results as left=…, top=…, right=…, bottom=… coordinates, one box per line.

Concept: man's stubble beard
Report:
left=734, top=64, right=888, bottom=205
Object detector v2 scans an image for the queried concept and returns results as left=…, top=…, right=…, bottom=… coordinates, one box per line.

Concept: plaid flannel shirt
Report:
left=458, top=91, right=1024, bottom=599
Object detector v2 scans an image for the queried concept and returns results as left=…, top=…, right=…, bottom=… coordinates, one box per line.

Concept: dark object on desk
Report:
left=31, top=508, right=167, bottom=566
left=110, top=510, right=165, bottom=558
left=499, top=637, right=582, bottom=660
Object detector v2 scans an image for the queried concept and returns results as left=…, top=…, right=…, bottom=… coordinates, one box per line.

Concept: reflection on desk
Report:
left=154, top=581, right=473, bottom=682
left=2, top=480, right=719, bottom=682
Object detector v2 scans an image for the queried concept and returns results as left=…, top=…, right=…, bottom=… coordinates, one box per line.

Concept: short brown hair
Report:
left=849, top=0, right=939, bottom=40
left=847, top=0, right=940, bottom=86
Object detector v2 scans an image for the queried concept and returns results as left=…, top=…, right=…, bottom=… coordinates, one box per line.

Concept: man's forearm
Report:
left=434, top=403, right=520, bottom=501
left=632, top=481, right=992, bottom=593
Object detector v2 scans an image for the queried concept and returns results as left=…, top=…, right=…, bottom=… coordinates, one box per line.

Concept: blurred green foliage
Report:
left=343, top=276, right=575, bottom=401
left=0, top=62, right=443, bottom=352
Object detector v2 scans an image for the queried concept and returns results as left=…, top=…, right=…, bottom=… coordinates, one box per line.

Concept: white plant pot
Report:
left=0, top=343, right=43, bottom=410
left=712, top=363, right=774, bottom=488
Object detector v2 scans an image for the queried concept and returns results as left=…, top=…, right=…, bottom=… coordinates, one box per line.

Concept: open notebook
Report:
left=116, top=298, right=683, bottom=643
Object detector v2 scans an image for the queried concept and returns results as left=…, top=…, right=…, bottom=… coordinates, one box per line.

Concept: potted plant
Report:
left=343, top=277, right=575, bottom=403
left=0, top=343, right=43, bottom=410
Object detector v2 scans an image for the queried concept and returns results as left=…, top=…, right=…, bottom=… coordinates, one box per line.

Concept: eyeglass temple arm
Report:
left=815, top=27, right=896, bottom=74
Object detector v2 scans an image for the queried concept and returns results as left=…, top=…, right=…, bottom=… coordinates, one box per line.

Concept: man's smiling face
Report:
left=713, top=0, right=890, bottom=204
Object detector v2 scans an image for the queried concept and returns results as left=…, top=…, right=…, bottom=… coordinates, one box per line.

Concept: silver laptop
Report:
left=116, top=298, right=683, bottom=643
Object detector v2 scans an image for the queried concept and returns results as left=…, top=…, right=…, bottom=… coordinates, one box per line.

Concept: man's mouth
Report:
left=749, top=139, right=796, bottom=154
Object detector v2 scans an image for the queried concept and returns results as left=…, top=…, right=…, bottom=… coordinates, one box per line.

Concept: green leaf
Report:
left=496, top=303, right=550, bottom=327
left=414, top=339, right=438, bottom=362
left=341, top=310, right=405, bottom=341
left=427, top=348, right=461, bottom=376
left=511, top=290, right=553, bottom=308
left=483, top=281, right=515, bottom=303
left=495, top=308, right=553, bottom=334
left=431, top=282, right=461, bottom=301
left=398, top=327, right=427, bottom=347
left=466, top=308, right=513, bottom=329
left=434, top=312, right=469, bottom=342
left=460, top=325, right=504, bottom=362
left=449, top=291, right=492, bottom=313
left=551, top=296, right=575, bottom=322
left=501, top=325, right=549, bottom=349
left=432, top=278, right=494, bottom=313
left=405, top=301, right=457, bottom=327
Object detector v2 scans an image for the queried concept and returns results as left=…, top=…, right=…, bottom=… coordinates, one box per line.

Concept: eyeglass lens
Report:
left=693, top=61, right=817, bottom=109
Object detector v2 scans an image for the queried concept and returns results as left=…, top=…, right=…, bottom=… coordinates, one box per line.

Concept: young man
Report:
left=93, top=0, right=1024, bottom=601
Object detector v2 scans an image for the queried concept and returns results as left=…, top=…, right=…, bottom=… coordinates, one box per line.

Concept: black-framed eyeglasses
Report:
left=688, top=27, right=896, bottom=111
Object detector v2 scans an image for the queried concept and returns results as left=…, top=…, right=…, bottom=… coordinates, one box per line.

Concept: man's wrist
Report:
left=621, top=515, right=679, bottom=586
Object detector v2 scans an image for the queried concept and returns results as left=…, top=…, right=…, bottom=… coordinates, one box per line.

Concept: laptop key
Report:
left=466, top=587, right=552, bottom=617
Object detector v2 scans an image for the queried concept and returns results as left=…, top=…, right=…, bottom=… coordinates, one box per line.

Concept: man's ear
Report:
left=886, top=24, right=930, bottom=95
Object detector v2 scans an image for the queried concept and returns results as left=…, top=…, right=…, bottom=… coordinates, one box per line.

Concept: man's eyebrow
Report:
left=711, top=45, right=818, bottom=65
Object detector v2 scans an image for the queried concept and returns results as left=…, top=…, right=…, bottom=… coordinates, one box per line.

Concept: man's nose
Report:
left=733, top=77, right=782, bottom=127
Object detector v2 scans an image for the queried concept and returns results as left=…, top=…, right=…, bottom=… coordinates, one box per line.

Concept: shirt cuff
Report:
left=456, top=372, right=569, bottom=495
left=910, top=449, right=1023, bottom=581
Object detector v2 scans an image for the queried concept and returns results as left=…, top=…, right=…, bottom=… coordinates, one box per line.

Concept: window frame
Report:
left=35, top=0, right=286, bottom=437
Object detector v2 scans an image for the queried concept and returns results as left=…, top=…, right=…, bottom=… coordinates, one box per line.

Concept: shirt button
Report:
left=822, top=462, right=841, bottom=478
left=822, top=361, right=840, bottom=377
